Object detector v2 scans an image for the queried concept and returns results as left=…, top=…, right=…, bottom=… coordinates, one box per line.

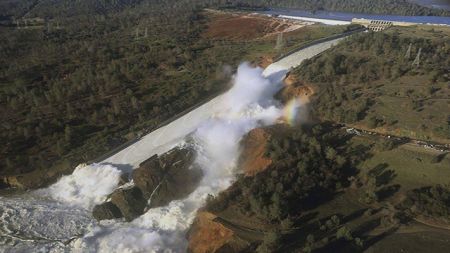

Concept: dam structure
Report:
left=104, top=34, right=356, bottom=168
left=0, top=31, right=363, bottom=252
left=352, top=18, right=419, bottom=31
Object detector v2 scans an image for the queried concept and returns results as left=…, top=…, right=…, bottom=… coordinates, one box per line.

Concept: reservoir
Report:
left=259, top=8, right=450, bottom=25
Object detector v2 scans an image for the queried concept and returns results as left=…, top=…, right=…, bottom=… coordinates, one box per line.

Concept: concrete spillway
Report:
left=263, top=37, right=346, bottom=76
left=104, top=36, right=348, bottom=168
left=102, top=95, right=224, bottom=168
left=0, top=34, right=356, bottom=253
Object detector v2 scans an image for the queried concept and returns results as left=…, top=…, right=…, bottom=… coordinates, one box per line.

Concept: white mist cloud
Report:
left=26, top=62, right=296, bottom=253
left=38, top=163, right=122, bottom=210
left=222, top=63, right=280, bottom=113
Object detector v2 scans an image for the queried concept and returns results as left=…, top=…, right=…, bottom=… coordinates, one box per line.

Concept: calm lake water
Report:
left=259, top=6, right=450, bottom=26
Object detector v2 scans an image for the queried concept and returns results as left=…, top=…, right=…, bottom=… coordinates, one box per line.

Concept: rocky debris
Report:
left=110, top=187, right=147, bottom=221
left=132, top=154, right=165, bottom=199
left=118, top=173, right=130, bottom=186
left=92, top=147, right=202, bottom=221
left=92, top=201, right=122, bottom=220
left=0, top=175, right=24, bottom=189
left=132, top=147, right=202, bottom=208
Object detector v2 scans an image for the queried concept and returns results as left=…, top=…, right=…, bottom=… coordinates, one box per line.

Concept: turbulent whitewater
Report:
left=0, top=63, right=288, bottom=253
left=0, top=36, right=347, bottom=253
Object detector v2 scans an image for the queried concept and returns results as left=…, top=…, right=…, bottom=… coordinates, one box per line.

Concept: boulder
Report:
left=149, top=162, right=203, bottom=208
left=133, top=147, right=203, bottom=208
left=132, top=154, right=165, bottom=199
left=92, top=201, right=122, bottom=220
left=118, top=172, right=130, bottom=186
left=93, top=147, right=203, bottom=221
left=110, top=187, right=147, bottom=221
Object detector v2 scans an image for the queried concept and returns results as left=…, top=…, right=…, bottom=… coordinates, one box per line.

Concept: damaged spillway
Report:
left=93, top=147, right=203, bottom=221
left=0, top=36, right=351, bottom=252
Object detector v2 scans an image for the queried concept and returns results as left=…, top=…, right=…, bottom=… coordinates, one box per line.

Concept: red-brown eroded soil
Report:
left=239, top=128, right=272, bottom=177
left=187, top=211, right=234, bottom=253
left=204, top=10, right=306, bottom=41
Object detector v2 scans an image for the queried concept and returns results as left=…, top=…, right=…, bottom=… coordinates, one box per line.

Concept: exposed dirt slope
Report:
left=204, top=10, right=307, bottom=41
left=239, top=128, right=272, bottom=177
left=277, top=72, right=314, bottom=104
left=187, top=211, right=235, bottom=253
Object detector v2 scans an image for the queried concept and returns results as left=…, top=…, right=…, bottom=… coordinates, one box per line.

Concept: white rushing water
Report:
left=0, top=36, right=349, bottom=253
left=0, top=63, right=287, bottom=253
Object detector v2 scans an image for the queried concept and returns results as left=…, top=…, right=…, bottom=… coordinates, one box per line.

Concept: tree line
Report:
left=293, top=29, right=450, bottom=141
left=0, top=0, right=262, bottom=176
left=217, top=0, right=450, bottom=16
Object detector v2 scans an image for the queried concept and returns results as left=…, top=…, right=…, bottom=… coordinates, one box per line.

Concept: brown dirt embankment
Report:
left=277, top=73, right=314, bottom=104
left=187, top=74, right=317, bottom=252
left=239, top=128, right=272, bottom=177
left=203, top=10, right=307, bottom=41
left=187, top=211, right=235, bottom=253
left=188, top=127, right=275, bottom=253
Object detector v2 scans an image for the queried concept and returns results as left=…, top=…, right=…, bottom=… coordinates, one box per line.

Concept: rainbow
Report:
left=283, top=98, right=302, bottom=125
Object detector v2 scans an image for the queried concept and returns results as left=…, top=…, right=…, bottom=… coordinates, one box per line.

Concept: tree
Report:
left=325, top=147, right=337, bottom=161
left=64, top=125, right=73, bottom=143
left=336, top=226, right=353, bottom=240
left=280, top=217, right=294, bottom=230
left=331, top=215, right=340, bottom=226
left=257, top=231, right=280, bottom=253
left=367, top=116, right=379, bottom=129
left=306, top=234, right=315, bottom=244
left=375, top=139, right=395, bottom=151
left=354, top=237, right=364, bottom=247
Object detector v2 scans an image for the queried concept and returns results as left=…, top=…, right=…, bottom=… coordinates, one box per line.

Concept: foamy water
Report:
left=37, top=164, right=123, bottom=210
left=0, top=63, right=289, bottom=253
left=0, top=195, right=95, bottom=252
left=0, top=35, right=349, bottom=252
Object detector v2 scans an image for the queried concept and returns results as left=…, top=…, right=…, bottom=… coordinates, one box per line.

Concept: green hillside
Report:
left=293, top=26, right=450, bottom=143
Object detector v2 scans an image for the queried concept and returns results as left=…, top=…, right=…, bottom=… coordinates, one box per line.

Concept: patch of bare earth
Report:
left=277, top=73, right=314, bottom=104
left=203, top=10, right=307, bottom=41
left=239, top=128, right=272, bottom=177
left=187, top=211, right=235, bottom=253
left=258, top=55, right=273, bottom=68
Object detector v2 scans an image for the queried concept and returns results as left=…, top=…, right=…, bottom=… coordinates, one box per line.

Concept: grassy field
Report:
left=197, top=124, right=450, bottom=252
left=365, top=221, right=450, bottom=253
left=358, top=143, right=450, bottom=191
left=293, top=25, right=450, bottom=144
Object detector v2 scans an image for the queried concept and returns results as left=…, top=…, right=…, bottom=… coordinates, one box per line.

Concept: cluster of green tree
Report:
left=207, top=124, right=355, bottom=222
left=4, top=0, right=448, bottom=23
left=204, top=123, right=372, bottom=252
left=293, top=28, right=450, bottom=141
left=0, top=0, right=144, bottom=20
left=296, top=31, right=450, bottom=85
left=0, top=0, right=282, bottom=178
left=0, top=0, right=36, bottom=20
left=217, top=0, right=450, bottom=16
left=400, top=184, right=450, bottom=219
